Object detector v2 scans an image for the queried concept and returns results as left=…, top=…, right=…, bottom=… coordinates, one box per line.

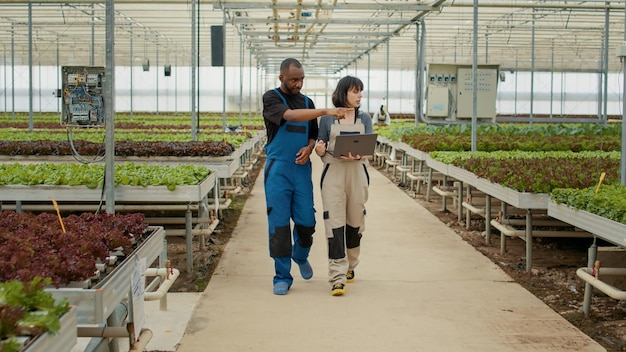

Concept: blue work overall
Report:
left=264, top=89, right=316, bottom=288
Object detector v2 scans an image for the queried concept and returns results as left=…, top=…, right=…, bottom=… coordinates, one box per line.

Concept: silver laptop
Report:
left=331, top=133, right=378, bottom=158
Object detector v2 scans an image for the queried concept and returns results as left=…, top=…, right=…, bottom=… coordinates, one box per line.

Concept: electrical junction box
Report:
left=456, top=67, right=498, bottom=120
left=427, top=86, right=450, bottom=117
left=426, top=63, right=499, bottom=121
left=616, top=45, right=626, bottom=57
left=61, top=66, right=105, bottom=127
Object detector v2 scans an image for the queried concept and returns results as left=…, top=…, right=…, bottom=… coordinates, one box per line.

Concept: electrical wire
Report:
left=65, top=127, right=106, bottom=214
left=95, top=167, right=105, bottom=215
left=67, top=127, right=106, bottom=164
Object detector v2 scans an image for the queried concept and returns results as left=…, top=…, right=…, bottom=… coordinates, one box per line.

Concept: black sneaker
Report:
left=346, top=270, right=355, bottom=283
left=331, top=283, right=346, bottom=296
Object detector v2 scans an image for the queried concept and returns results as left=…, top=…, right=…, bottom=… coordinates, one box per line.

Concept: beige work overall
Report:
left=320, top=118, right=370, bottom=286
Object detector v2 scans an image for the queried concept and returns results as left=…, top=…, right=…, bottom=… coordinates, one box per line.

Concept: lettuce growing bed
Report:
left=425, top=154, right=550, bottom=209
left=45, top=226, right=165, bottom=325
left=407, top=148, right=615, bottom=271
left=0, top=210, right=165, bottom=326
left=548, top=184, right=626, bottom=247
left=0, top=162, right=216, bottom=273
left=547, top=201, right=626, bottom=247
left=117, top=130, right=266, bottom=179
left=0, top=162, right=217, bottom=203
left=22, top=306, right=77, bottom=352
left=0, top=277, right=76, bottom=352
left=0, top=124, right=266, bottom=180
left=0, top=173, right=216, bottom=203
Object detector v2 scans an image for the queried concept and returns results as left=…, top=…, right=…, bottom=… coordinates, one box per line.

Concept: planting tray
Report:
left=23, top=306, right=77, bottom=352
left=116, top=128, right=263, bottom=179
left=46, top=226, right=166, bottom=325
left=450, top=164, right=549, bottom=209
left=400, top=144, right=429, bottom=161
left=377, top=137, right=430, bottom=162
left=426, top=156, right=549, bottom=209
left=120, top=156, right=240, bottom=179
left=0, top=173, right=216, bottom=203
left=548, top=200, right=626, bottom=247
left=424, top=156, right=450, bottom=176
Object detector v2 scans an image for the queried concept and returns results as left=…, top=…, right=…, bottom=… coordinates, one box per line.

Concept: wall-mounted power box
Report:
left=61, top=66, right=105, bottom=127
left=426, top=63, right=499, bottom=121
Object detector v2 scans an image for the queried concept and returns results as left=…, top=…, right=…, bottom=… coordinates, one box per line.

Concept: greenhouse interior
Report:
left=1, top=0, right=626, bottom=351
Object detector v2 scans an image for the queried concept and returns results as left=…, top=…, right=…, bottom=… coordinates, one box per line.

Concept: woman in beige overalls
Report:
left=314, top=76, right=373, bottom=296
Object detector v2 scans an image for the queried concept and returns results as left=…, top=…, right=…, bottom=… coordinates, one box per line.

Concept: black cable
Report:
left=67, top=127, right=106, bottom=164
left=95, top=164, right=105, bottom=215
left=65, top=127, right=106, bottom=214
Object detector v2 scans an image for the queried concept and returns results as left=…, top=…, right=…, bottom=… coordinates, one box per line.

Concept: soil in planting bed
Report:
left=163, top=156, right=626, bottom=352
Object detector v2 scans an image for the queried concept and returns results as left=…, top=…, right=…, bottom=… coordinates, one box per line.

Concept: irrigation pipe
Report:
left=576, top=267, right=626, bottom=300
left=144, top=267, right=180, bottom=311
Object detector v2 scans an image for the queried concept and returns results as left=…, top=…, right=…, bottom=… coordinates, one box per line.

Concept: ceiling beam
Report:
left=231, top=17, right=414, bottom=26
left=218, top=2, right=440, bottom=11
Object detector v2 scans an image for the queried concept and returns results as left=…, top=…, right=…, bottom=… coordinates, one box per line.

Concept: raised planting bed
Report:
left=0, top=211, right=149, bottom=287
left=22, top=306, right=77, bottom=352
left=0, top=278, right=75, bottom=352
left=428, top=150, right=620, bottom=194
left=395, top=123, right=622, bottom=153
left=547, top=197, right=626, bottom=315
left=548, top=201, right=626, bottom=247
left=0, top=162, right=215, bottom=201
left=45, top=226, right=166, bottom=325
left=549, top=184, right=626, bottom=246
left=419, top=150, right=618, bottom=271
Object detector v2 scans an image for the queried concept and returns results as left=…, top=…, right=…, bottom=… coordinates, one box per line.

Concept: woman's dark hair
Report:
left=332, top=76, right=364, bottom=112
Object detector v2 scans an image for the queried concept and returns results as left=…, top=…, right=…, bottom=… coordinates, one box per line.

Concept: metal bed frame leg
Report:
left=485, top=195, right=491, bottom=244
left=457, top=181, right=463, bottom=223
left=186, top=207, right=193, bottom=272
left=582, top=239, right=598, bottom=316
left=426, top=167, right=433, bottom=201
left=525, top=209, right=533, bottom=271
left=500, top=203, right=508, bottom=255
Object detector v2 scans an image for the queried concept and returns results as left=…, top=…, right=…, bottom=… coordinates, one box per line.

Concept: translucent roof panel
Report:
left=0, top=1, right=624, bottom=74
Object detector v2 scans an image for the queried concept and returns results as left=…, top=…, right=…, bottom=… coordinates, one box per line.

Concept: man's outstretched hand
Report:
left=331, top=107, right=354, bottom=120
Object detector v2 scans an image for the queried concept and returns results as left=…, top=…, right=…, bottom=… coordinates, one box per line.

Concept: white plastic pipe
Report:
left=577, top=267, right=626, bottom=300
left=77, top=325, right=153, bottom=352
left=144, top=267, right=180, bottom=309
left=130, top=329, right=153, bottom=351
left=77, top=326, right=129, bottom=338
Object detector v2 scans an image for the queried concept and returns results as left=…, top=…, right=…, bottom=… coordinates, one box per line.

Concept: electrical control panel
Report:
left=456, top=67, right=498, bottom=119
left=426, top=63, right=499, bottom=122
left=61, top=66, right=105, bottom=127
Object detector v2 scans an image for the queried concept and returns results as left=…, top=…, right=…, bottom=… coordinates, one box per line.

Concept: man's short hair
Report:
left=280, top=58, right=302, bottom=73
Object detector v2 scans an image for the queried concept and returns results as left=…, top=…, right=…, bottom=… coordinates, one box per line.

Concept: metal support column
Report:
left=525, top=209, right=533, bottom=271
left=582, top=240, right=598, bottom=316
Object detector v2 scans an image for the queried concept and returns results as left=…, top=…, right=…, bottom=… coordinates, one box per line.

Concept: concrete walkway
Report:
left=174, top=159, right=605, bottom=352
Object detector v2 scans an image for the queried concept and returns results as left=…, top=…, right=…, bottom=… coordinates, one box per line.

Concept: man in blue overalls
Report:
left=262, top=58, right=351, bottom=295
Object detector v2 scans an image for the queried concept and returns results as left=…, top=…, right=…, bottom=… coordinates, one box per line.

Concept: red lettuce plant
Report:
left=0, top=211, right=148, bottom=287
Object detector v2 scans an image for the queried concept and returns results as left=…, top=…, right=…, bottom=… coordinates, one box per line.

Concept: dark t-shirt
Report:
left=262, top=88, right=318, bottom=145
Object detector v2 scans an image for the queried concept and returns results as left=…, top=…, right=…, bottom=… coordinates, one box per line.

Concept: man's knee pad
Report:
left=346, top=225, right=362, bottom=249
left=295, top=224, right=315, bottom=248
left=328, top=227, right=346, bottom=260
left=269, top=225, right=292, bottom=258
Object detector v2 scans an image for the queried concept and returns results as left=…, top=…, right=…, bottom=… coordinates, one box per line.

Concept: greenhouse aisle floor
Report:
left=152, top=159, right=605, bottom=352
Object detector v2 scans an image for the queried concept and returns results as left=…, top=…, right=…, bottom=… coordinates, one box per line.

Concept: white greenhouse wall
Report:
left=0, top=65, right=624, bottom=116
